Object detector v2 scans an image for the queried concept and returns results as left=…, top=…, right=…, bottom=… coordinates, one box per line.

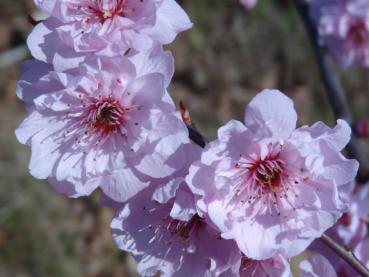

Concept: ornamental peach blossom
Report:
left=187, top=89, right=358, bottom=260
left=111, top=147, right=241, bottom=276
left=16, top=49, right=189, bottom=202
left=310, top=0, right=369, bottom=68
left=29, top=0, right=192, bottom=62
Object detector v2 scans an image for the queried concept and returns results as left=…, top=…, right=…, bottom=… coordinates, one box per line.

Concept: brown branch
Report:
left=179, top=101, right=208, bottom=148
left=320, top=234, right=369, bottom=277
left=294, top=0, right=369, bottom=182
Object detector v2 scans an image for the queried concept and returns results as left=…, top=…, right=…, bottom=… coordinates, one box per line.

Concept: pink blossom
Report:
left=310, top=0, right=369, bottom=68
left=111, top=149, right=241, bottom=276
left=29, top=0, right=192, bottom=62
left=15, top=49, right=189, bottom=202
left=240, top=0, right=257, bottom=9
left=187, top=89, right=358, bottom=260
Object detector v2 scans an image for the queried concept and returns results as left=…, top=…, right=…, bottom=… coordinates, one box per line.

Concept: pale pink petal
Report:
left=244, top=89, right=297, bottom=140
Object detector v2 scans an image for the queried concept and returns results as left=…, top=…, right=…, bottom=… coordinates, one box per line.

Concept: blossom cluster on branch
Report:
left=15, top=0, right=369, bottom=276
left=310, top=0, right=369, bottom=68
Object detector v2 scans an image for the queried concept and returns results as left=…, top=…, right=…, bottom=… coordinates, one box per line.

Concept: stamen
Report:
left=88, top=98, right=126, bottom=134
left=76, top=0, right=137, bottom=24
left=142, top=207, right=203, bottom=250
left=231, top=143, right=304, bottom=215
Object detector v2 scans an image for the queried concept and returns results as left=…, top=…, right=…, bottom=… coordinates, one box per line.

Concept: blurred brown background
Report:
left=1, top=0, right=369, bottom=276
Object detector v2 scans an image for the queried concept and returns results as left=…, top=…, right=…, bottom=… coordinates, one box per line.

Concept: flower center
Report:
left=253, top=159, right=285, bottom=193
left=235, top=143, right=286, bottom=195
left=79, top=0, right=128, bottom=24
left=240, top=257, right=255, bottom=273
left=167, top=215, right=202, bottom=242
left=232, top=143, right=306, bottom=217
left=348, top=20, right=369, bottom=46
left=89, top=98, right=125, bottom=134
left=339, top=212, right=352, bottom=226
left=141, top=204, right=204, bottom=252
left=102, top=10, right=114, bottom=19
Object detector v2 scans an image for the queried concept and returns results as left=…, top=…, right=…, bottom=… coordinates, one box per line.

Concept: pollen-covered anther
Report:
left=102, top=10, right=113, bottom=19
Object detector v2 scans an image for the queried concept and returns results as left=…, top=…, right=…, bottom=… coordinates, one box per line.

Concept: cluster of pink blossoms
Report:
left=310, top=0, right=369, bottom=68
left=16, top=0, right=367, bottom=276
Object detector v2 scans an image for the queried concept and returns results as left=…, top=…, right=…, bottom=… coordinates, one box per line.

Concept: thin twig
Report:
left=179, top=101, right=208, bottom=148
left=294, top=0, right=369, bottom=181
left=321, top=234, right=369, bottom=277
left=294, top=0, right=369, bottom=274
left=188, top=125, right=207, bottom=148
